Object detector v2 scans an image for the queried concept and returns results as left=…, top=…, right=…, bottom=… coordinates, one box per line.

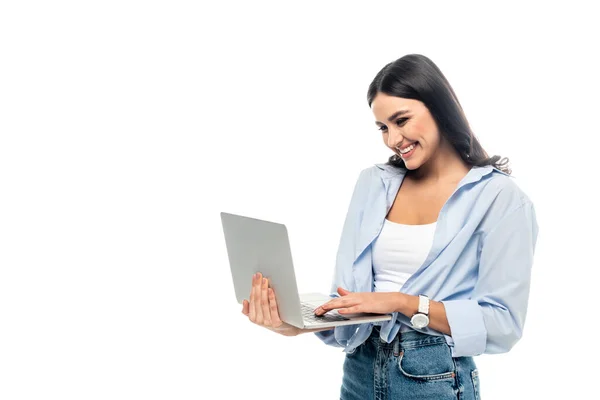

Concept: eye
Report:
left=378, top=125, right=388, bottom=132
left=396, top=118, right=408, bottom=126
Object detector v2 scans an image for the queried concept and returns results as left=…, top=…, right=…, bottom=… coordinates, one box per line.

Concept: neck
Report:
left=409, top=140, right=471, bottom=183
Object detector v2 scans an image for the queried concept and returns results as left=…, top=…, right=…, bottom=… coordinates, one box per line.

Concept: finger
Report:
left=337, top=287, right=352, bottom=296
left=317, top=297, right=356, bottom=315
left=268, top=288, right=283, bottom=328
left=261, top=278, right=271, bottom=326
left=254, top=272, right=264, bottom=324
left=249, top=273, right=257, bottom=322
left=338, top=306, right=361, bottom=314
left=242, top=299, right=250, bottom=316
left=314, top=299, right=340, bottom=315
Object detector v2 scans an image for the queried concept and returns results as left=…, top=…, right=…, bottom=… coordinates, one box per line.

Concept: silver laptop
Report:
left=220, top=212, right=392, bottom=329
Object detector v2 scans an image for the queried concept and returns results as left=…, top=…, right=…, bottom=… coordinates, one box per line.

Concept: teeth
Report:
left=399, top=143, right=416, bottom=154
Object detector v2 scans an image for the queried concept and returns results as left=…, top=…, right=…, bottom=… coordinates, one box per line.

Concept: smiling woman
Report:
left=241, top=54, right=539, bottom=400
left=368, top=55, right=510, bottom=175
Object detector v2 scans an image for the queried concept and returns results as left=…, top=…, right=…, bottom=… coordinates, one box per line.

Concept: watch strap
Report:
left=417, top=295, right=430, bottom=315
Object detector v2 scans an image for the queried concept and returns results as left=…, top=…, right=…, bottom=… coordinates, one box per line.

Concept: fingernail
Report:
left=262, top=278, right=267, bottom=285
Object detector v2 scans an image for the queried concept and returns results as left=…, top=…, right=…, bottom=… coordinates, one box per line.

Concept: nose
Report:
left=387, top=128, right=404, bottom=149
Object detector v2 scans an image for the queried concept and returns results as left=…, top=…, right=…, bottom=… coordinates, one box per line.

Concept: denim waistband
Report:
left=369, top=325, right=447, bottom=349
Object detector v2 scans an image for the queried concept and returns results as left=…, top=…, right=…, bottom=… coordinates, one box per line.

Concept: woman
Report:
left=242, top=54, right=539, bottom=400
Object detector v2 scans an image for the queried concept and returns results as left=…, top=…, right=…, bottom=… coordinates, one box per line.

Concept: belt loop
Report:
left=393, top=332, right=400, bottom=357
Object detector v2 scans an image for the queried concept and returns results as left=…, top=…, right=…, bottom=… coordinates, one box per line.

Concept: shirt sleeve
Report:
left=441, top=201, right=539, bottom=357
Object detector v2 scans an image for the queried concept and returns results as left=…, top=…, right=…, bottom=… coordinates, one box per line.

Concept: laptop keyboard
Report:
left=300, top=302, right=349, bottom=324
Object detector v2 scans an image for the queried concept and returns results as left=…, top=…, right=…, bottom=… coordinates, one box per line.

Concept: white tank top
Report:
left=371, top=219, right=437, bottom=292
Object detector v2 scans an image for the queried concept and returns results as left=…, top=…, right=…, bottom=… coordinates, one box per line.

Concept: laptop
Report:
left=220, top=212, right=392, bottom=329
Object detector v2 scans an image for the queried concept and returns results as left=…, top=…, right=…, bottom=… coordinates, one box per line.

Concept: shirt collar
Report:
left=374, top=162, right=508, bottom=186
left=374, top=163, right=406, bottom=180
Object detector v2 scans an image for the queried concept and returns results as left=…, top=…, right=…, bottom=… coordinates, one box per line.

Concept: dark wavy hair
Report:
left=367, top=54, right=510, bottom=174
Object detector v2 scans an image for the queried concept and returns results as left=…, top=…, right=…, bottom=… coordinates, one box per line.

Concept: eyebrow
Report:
left=375, top=109, right=410, bottom=125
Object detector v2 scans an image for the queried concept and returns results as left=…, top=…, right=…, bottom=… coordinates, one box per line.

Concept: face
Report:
left=371, top=93, right=443, bottom=170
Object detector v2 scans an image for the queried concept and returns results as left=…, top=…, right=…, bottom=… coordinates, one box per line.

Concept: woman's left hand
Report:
left=314, top=287, right=402, bottom=316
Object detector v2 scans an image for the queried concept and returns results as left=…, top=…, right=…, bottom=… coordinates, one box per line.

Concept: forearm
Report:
left=396, top=293, right=451, bottom=336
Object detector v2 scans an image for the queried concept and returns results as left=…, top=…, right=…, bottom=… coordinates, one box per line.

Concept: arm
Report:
left=396, top=294, right=450, bottom=335
left=441, top=202, right=539, bottom=356
left=315, top=289, right=450, bottom=336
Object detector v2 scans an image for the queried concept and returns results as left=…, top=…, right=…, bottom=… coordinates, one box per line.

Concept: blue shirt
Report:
left=315, top=163, right=539, bottom=357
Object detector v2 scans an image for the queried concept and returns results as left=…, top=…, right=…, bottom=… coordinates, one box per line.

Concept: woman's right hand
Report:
left=242, top=272, right=301, bottom=337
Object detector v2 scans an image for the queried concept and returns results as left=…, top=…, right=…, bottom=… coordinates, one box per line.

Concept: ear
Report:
left=337, top=287, right=352, bottom=296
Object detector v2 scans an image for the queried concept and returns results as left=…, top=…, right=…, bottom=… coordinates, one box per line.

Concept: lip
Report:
left=398, top=142, right=418, bottom=159
left=398, top=142, right=418, bottom=151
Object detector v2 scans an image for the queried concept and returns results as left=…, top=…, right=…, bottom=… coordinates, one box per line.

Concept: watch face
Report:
left=411, top=314, right=429, bottom=329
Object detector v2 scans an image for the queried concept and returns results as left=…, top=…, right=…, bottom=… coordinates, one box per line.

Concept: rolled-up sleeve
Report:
left=442, top=201, right=539, bottom=357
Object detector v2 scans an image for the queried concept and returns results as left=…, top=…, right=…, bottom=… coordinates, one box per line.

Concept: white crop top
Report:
left=371, top=219, right=437, bottom=292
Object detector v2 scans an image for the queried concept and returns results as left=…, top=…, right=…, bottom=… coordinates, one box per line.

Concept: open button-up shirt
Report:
left=315, top=163, right=539, bottom=357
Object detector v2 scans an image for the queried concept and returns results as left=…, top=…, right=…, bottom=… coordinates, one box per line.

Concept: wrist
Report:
left=396, top=293, right=419, bottom=317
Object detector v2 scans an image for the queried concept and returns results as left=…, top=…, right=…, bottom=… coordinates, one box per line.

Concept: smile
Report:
left=398, top=143, right=417, bottom=154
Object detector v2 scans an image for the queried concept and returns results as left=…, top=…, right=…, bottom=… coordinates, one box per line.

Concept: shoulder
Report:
left=372, top=162, right=406, bottom=179
left=477, top=171, right=539, bottom=241
left=351, top=163, right=407, bottom=187
left=477, top=169, right=535, bottom=220
left=343, top=164, right=404, bottom=203
left=483, top=170, right=533, bottom=206
left=359, top=165, right=385, bottom=180
left=347, top=166, right=381, bottom=196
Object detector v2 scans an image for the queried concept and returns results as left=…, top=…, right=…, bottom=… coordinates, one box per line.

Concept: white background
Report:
left=1, top=1, right=598, bottom=399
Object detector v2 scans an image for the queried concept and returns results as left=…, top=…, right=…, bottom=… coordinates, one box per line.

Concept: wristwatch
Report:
left=410, top=294, right=430, bottom=329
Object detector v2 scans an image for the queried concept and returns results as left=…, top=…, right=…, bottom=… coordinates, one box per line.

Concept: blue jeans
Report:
left=340, top=327, right=481, bottom=400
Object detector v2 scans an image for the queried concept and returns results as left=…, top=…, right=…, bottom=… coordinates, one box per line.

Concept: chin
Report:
left=402, top=158, right=423, bottom=170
